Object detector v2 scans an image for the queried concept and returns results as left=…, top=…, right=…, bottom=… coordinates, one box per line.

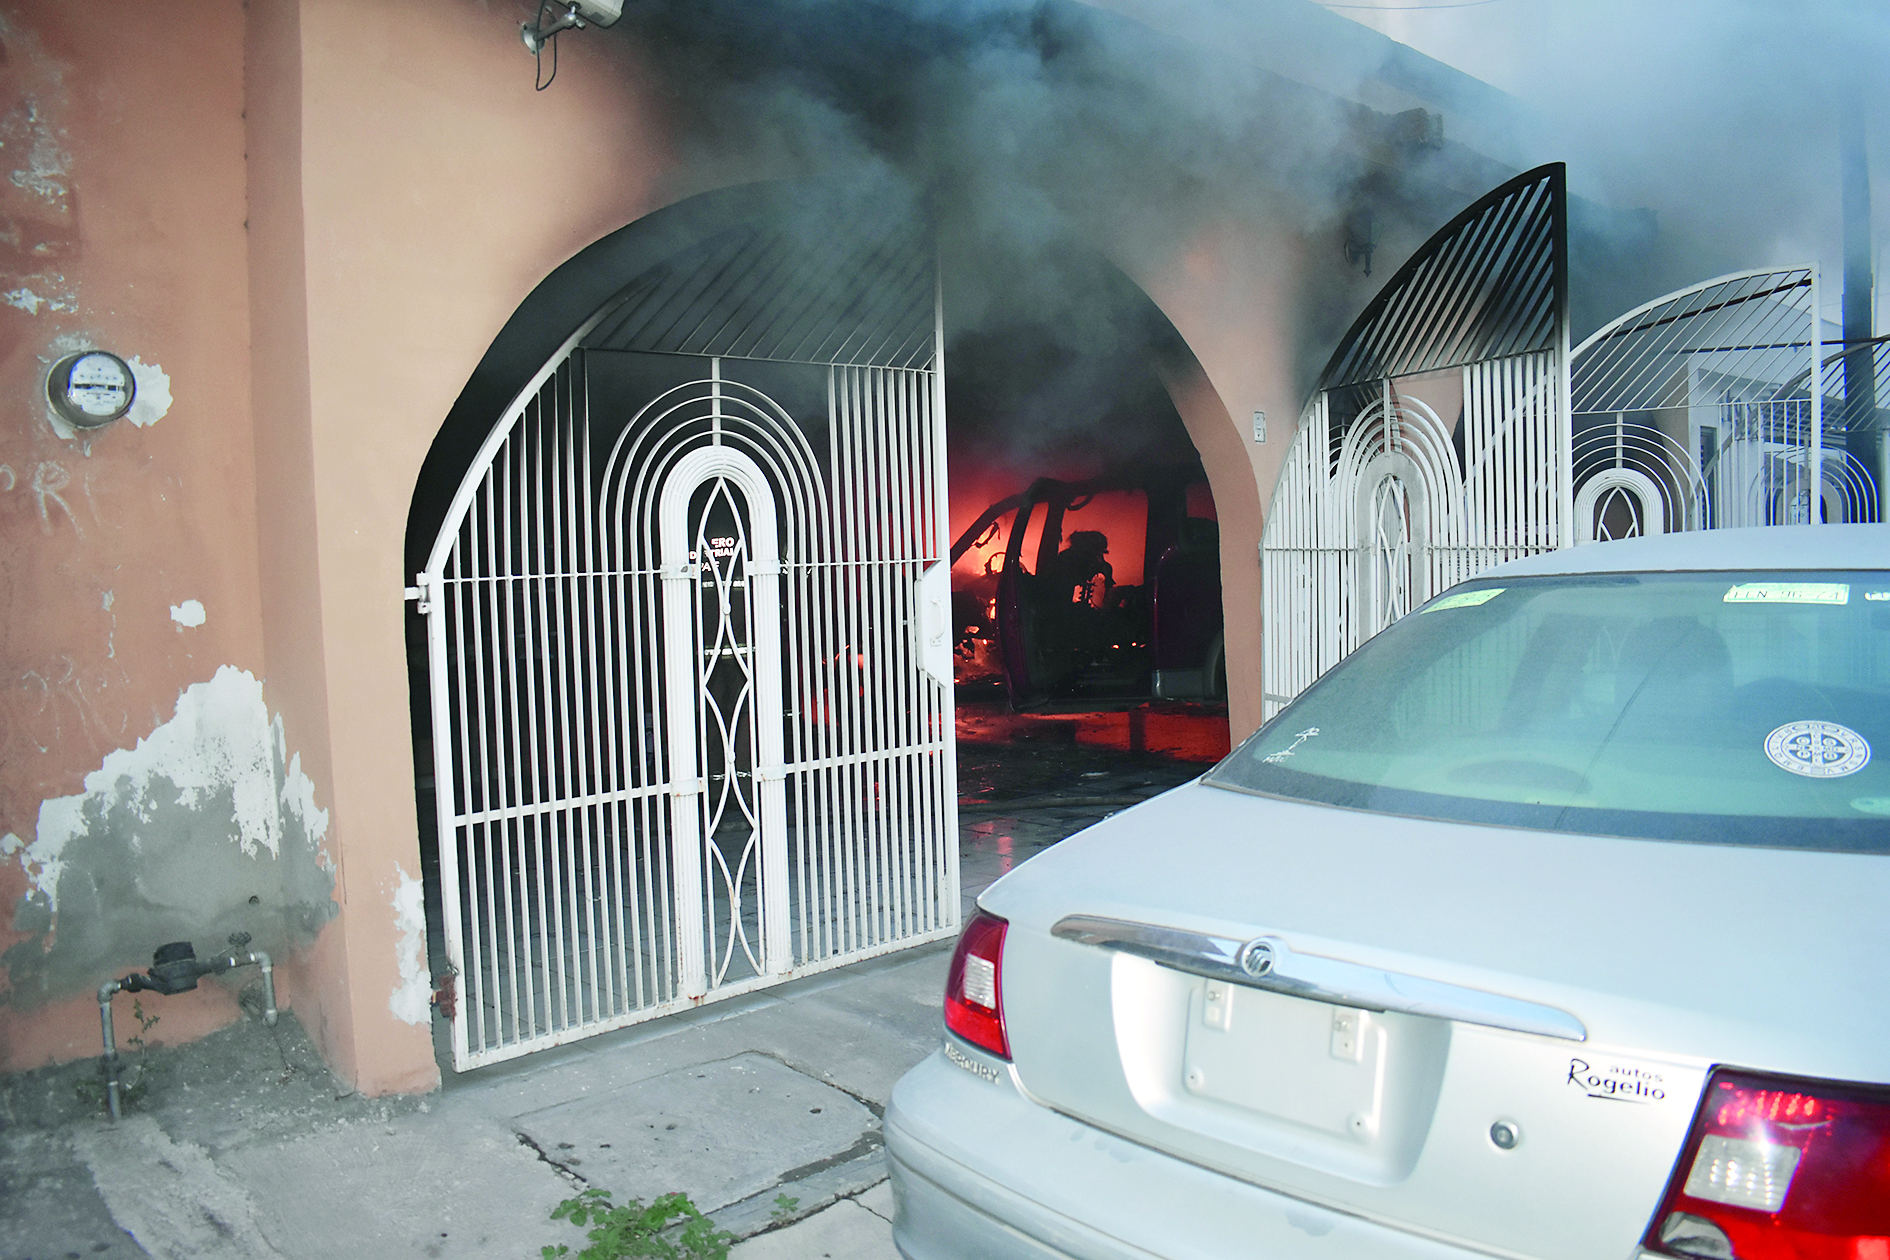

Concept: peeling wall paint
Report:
left=0, top=15, right=83, bottom=382
left=169, top=599, right=205, bottom=629
left=3, top=283, right=75, bottom=314
left=124, top=356, right=172, bottom=428
left=2, top=666, right=336, bottom=1007
left=388, top=867, right=430, bottom=1027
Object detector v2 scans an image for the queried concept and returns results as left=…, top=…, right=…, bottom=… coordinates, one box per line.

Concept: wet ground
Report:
left=955, top=717, right=1210, bottom=907
left=956, top=697, right=1232, bottom=765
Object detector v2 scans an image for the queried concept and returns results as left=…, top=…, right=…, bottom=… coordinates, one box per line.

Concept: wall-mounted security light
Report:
left=522, top=0, right=622, bottom=89
left=521, top=0, right=620, bottom=54
left=47, top=350, right=136, bottom=428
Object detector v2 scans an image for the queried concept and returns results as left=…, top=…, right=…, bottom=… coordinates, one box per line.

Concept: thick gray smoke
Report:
left=593, top=0, right=1890, bottom=481
left=609, top=0, right=1529, bottom=476
left=1346, top=0, right=1890, bottom=327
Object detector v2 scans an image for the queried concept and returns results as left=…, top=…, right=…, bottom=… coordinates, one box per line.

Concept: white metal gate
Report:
left=1570, top=265, right=1881, bottom=536
left=417, top=210, right=958, bottom=1069
left=1262, top=165, right=1570, bottom=719
left=1262, top=174, right=1886, bottom=719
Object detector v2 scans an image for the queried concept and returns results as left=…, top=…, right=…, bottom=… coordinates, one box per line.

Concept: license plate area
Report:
left=1110, top=955, right=1451, bottom=1185
left=1184, top=980, right=1387, bottom=1140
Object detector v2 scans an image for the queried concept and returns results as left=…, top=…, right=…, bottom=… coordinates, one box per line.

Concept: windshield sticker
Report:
left=1867, top=591, right=1890, bottom=602
left=1567, top=1057, right=1667, bottom=1104
left=1261, top=727, right=1321, bottom=764
left=1724, top=582, right=1849, bottom=606
left=1424, top=588, right=1503, bottom=613
left=1852, top=798, right=1890, bottom=817
left=1765, top=721, right=1872, bottom=779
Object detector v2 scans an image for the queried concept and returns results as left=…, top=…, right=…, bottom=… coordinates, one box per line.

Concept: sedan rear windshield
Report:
left=1209, top=570, right=1890, bottom=852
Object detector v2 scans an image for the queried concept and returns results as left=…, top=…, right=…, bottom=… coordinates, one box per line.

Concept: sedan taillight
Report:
left=1643, top=1067, right=1890, bottom=1260
left=944, top=910, right=1009, bottom=1059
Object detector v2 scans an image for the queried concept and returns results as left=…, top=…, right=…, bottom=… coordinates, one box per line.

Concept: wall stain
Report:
left=3, top=666, right=337, bottom=1007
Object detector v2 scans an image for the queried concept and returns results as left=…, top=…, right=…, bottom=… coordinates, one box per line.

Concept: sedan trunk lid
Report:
left=982, top=781, right=1890, bottom=1260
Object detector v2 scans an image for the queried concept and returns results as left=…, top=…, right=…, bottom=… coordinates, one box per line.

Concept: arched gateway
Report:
left=1261, top=165, right=1572, bottom=720
left=412, top=186, right=959, bottom=1069
left=1259, top=170, right=1884, bottom=721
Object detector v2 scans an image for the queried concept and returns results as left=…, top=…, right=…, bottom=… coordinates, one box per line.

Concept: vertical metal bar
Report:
left=540, top=375, right=577, bottom=1027
left=626, top=434, right=666, bottom=1003
left=930, top=282, right=959, bottom=931
left=608, top=432, right=647, bottom=1009
left=820, top=368, right=847, bottom=955
left=901, top=369, right=924, bottom=936
left=1809, top=269, right=1824, bottom=523
left=471, top=476, right=504, bottom=1055
left=864, top=368, right=891, bottom=943
left=661, top=468, right=708, bottom=999
left=581, top=364, right=630, bottom=1020
left=884, top=369, right=913, bottom=940
left=838, top=367, right=869, bottom=951
left=555, top=365, right=602, bottom=1023
left=526, top=400, right=568, bottom=1033
left=431, top=526, right=471, bottom=1067
left=751, top=493, right=792, bottom=976
left=870, top=370, right=895, bottom=942
left=1553, top=168, right=1574, bottom=551
left=493, top=430, right=528, bottom=1045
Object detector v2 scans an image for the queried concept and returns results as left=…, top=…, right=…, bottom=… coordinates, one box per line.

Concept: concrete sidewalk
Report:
left=0, top=740, right=1204, bottom=1260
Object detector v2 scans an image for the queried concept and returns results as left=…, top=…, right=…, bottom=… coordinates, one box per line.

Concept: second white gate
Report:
left=1262, top=165, right=1571, bottom=719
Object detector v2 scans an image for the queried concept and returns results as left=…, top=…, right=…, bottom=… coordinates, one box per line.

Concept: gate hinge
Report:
left=406, top=575, right=432, bottom=614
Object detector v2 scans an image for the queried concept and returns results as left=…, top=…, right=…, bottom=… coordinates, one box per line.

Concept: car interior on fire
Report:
left=951, top=464, right=1225, bottom=709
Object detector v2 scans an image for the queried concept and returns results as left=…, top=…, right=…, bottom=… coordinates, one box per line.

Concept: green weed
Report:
left=76, top=998, right=160, bottom=1111
left=542, top=1188, right=735, bottom=1260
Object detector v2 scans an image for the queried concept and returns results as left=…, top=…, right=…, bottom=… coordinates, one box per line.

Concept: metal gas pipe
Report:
left=97, top=932, right=277, bottom=1120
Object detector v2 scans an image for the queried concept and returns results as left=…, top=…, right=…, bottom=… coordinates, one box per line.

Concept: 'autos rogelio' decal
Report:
left=1567, top=1057, right=1667, bottom=1103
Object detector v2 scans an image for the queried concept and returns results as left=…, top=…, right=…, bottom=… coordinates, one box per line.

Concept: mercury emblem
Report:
left=1238, top=938, right=1277, bottom=978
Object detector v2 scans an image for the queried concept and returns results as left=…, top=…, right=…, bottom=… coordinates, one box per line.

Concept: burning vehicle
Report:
left=952, top=463, right=1224, bottom=708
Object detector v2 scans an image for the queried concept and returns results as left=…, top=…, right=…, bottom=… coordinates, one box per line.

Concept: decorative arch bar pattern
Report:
left=1262, top=165, right=1570, bottom=719
left=1569, top=266, right=1881, bottom=536
left=1265, top=233, right=1885, bottom=723
left=1319, top=165, right=1566, bottom=390
left=419, top=257, right=956, bottom=1068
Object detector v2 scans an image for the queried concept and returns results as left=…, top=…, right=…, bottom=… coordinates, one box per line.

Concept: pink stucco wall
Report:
left=0, top=1, right=270, bottom=1069
left=246, top=0, right=682, bottom=1093
left=0, top=0, right=689, bottom=1090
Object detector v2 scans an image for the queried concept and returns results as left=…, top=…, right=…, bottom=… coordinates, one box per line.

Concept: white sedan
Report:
left=887, top=524, right=1890, bottom=1260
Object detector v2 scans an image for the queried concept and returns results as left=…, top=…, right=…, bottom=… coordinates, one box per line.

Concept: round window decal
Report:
left=1764, top=721, right=1872, bottom=779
